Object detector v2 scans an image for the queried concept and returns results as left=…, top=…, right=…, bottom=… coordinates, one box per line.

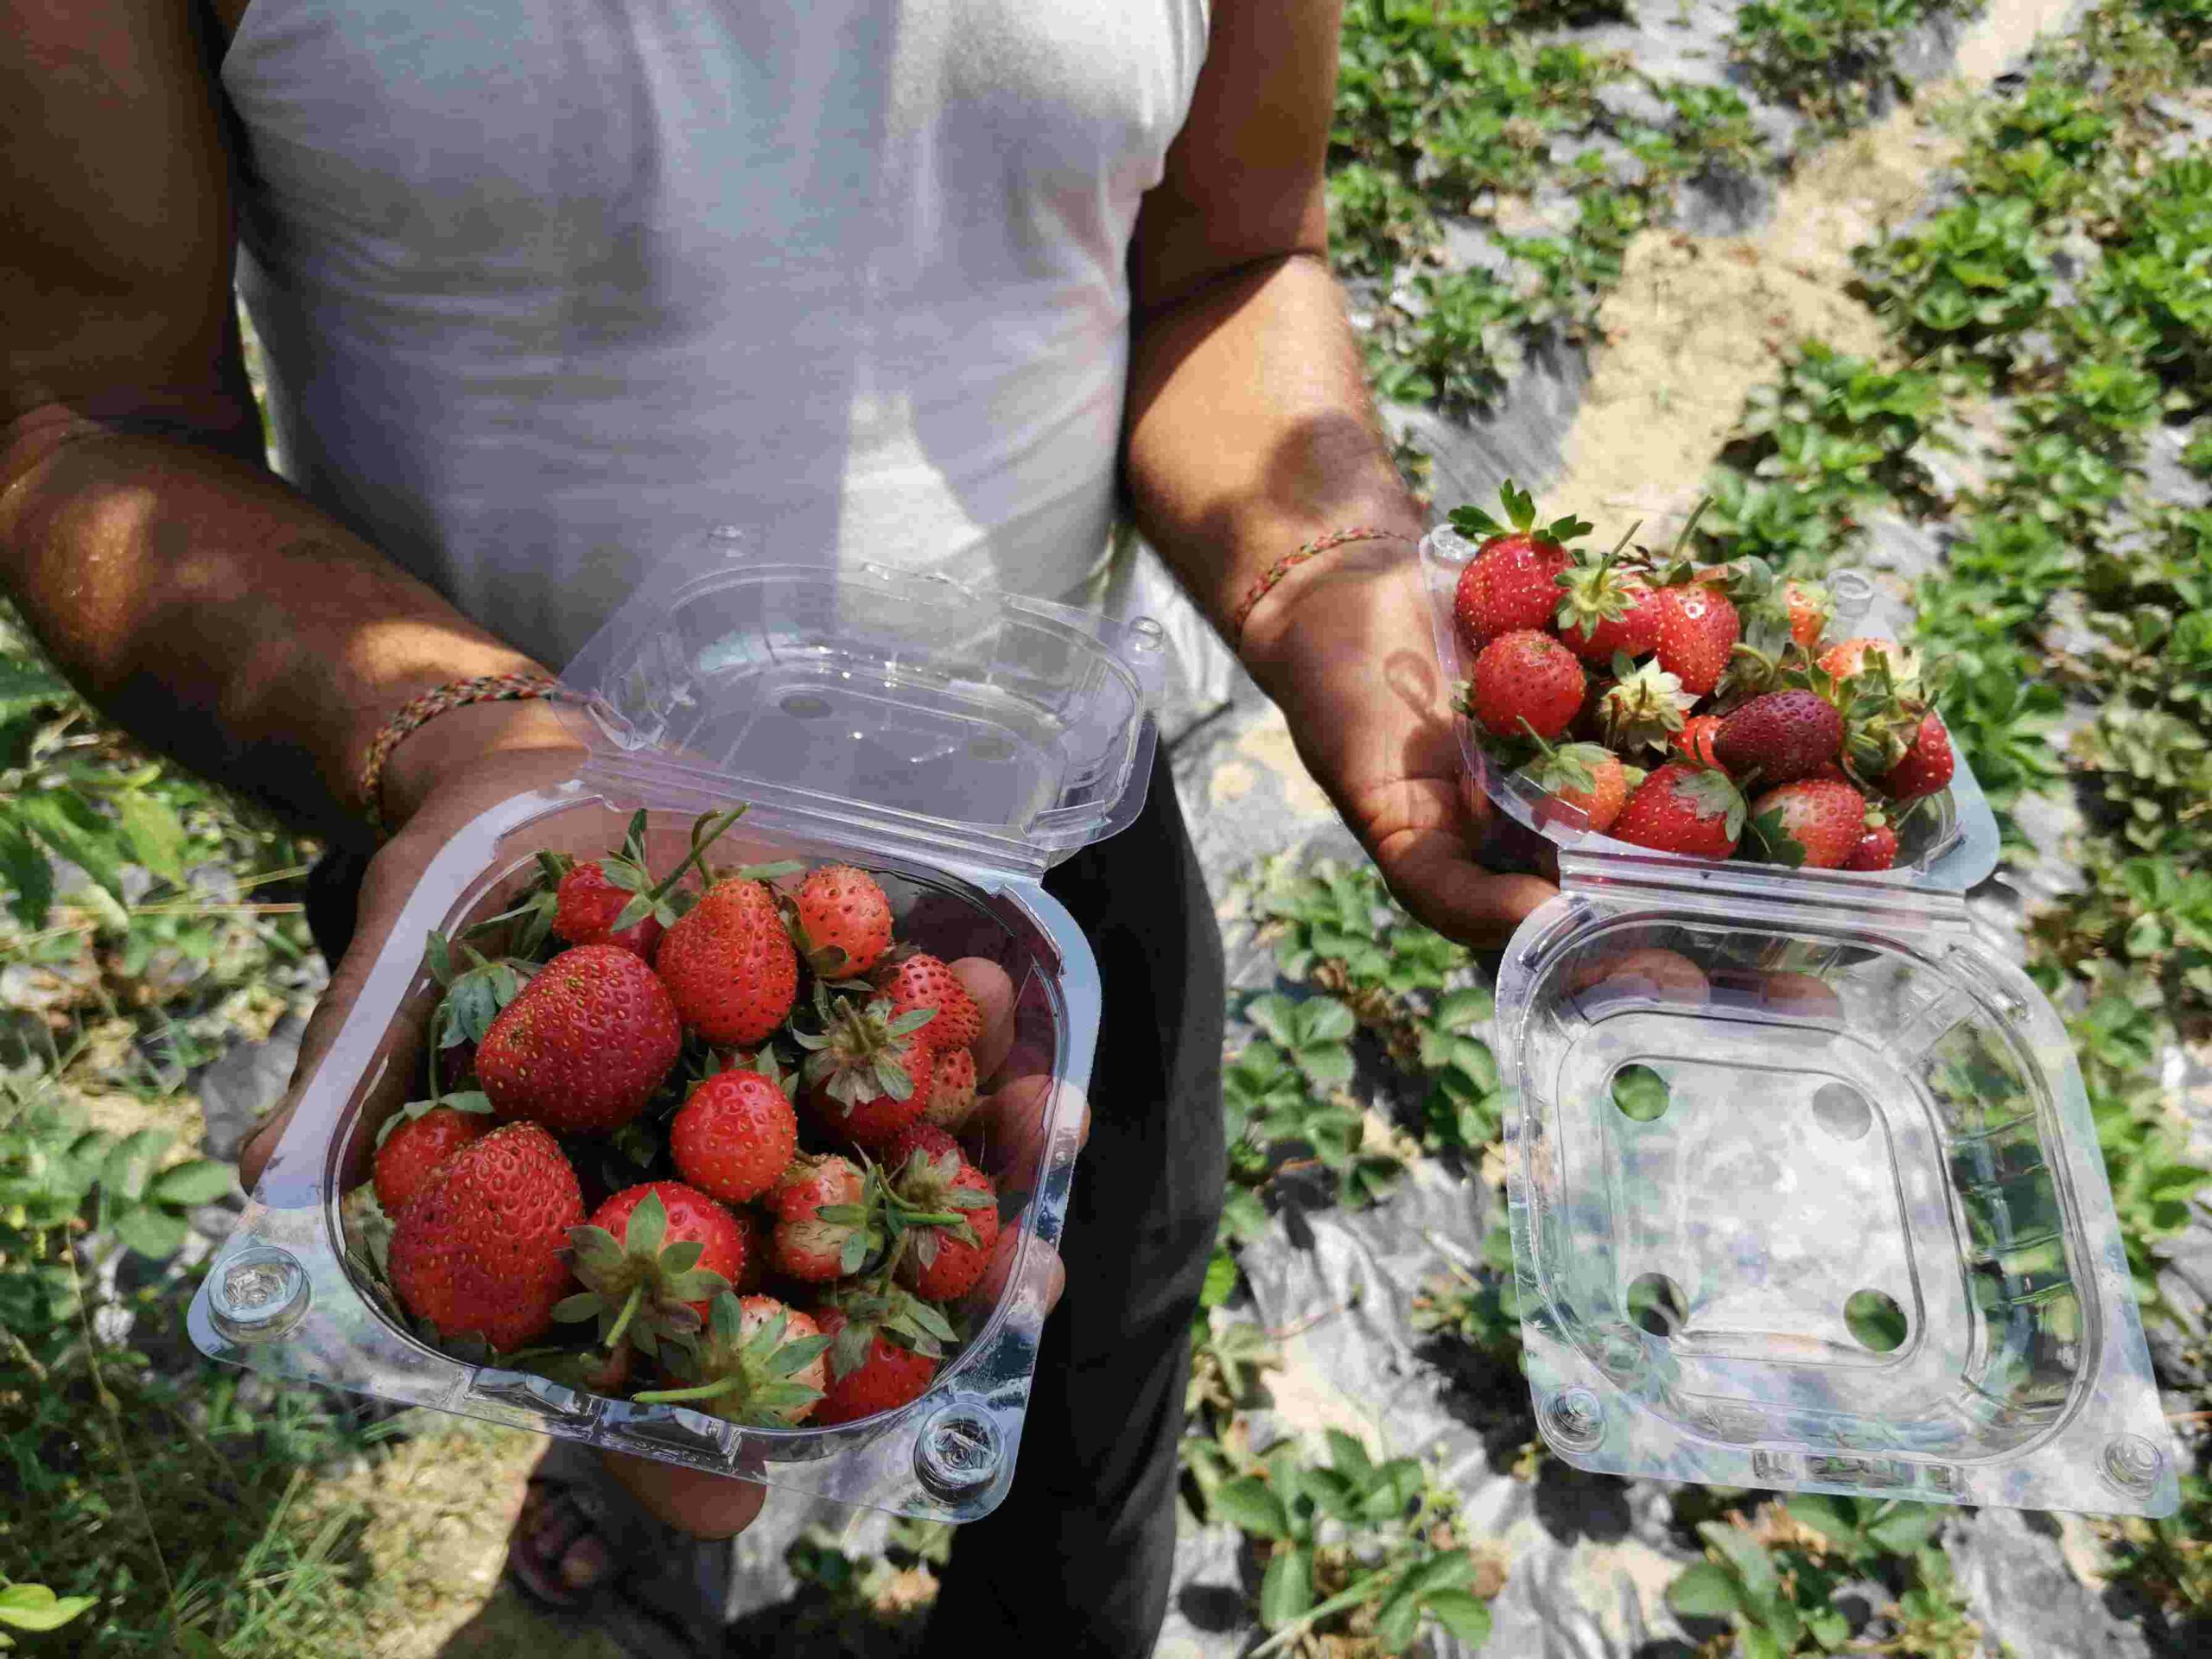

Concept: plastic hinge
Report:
left=1554, top=848, right=1974, bottom=939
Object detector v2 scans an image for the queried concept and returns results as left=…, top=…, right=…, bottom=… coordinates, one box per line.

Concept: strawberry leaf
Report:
left=839, top=1230, right=871, bottom=1275
left=553, top=1293, right=604, bottom=1323
left=623, top=1190, right=669, bottom=1259
left=770, top=1335, right=834, bottom=1376
left=659, top=1239, right=705, bottom=1275
left=830, top=1319, right=874, bottom=1379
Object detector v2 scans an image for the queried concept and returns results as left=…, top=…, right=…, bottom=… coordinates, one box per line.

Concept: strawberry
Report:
left=771, top=1153, right=871, bottom=1281
left=559, top=1182, right=748, bottom=1359
left=1879, top=711, right=1955, bottom=799
left=1518, top=730, right=1641, bottom=835
left=1611, top=762, right=1748, bottom=858
left=1597, top=656, right=1697, bottom=754
left=1567, top=945, right=1709, bottom=1007
left=389, top=1122, right=583, bottom=1352
left=1674, top=714, right=1725, bottom=769
left=632, top=1293, right=833, bottom=1427
left=1816, top=637, right=1915, bottom=683
left=546, top=807, right=746, bottom=961
left=1713, top=690, right=1844, bottom=785
left=1554, top=537, right=1659, bottom=663
left=791, top=864, right=894, bottom=978
left=1846, top=816, right=1900, bottom=871
left=656, top=876, right=800, bottom=1046
left=372, top=1098, right=492, bottom=1216
left=475, top=944, right=682, bottom=1133
left=1460, top=629, right=1586, bottom=741
left=1783, top=578, right=1830, bottom=648
left=921, top=1046, right=980, bottom=1131
left=884, top=1122, right=962, bottom=1170
left=886, top=1141, right=1001, bottom=1302
left=795, top=988, right=938, bottom=1147
left=813, top=1303, right=944, bottom=1426
left=728, top=1209, right=766, bottom=1293
left=1649, top=581, right=1739, bottom=697
left=1747, top=779, right=1867, bottom=869
left=1446, top=480, right=1592, bottom=652
left=874, top=952, right=984, bottom=1056
left=671, top=1053, right=799, bottom=1205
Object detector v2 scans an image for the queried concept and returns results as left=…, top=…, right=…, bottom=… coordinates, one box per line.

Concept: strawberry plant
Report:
left=1409, top=1220, right=1523, bottom=1368
left=0, top=1580, right=96, bottom=1644
left=1203, top=1430, right=1497, bottom=1654
left=1730, top=0, right=1974, bottom=134
left=1853, top=196, right=2056, bottom=368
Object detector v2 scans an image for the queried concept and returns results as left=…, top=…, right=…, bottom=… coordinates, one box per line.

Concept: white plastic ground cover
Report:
left=1419, top=526, right=2178, bottom=1516
left=189, top=535, right=1169, bottom=1521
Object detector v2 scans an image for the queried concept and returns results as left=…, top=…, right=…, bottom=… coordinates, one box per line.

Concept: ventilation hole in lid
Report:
left=1846, top=1289, right=1909, bottom=1352
left=1610, top=1064, right=1670, bottom=1122
left=1626, top=1272, right=1687, bottom=1338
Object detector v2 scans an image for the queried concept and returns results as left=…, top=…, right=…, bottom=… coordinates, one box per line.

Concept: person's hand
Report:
left=1238, top=541, right=1558, bottom=949
left=238, top=699, right=588, bottom=1192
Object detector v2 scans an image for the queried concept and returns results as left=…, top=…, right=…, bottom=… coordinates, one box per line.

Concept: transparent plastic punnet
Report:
left=189, top=532, right=1168, bottom=1521
left=1421, top=525, right=2178, bottom=1516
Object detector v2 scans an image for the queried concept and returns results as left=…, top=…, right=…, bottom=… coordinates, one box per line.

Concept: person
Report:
left=0, top=2, right=1556, bottom=1652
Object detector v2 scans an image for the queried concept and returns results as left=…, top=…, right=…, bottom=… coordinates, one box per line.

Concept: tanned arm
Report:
left=0, top=0, right=575, bottom=844
left=1123, top=0, right=1554, bottom=944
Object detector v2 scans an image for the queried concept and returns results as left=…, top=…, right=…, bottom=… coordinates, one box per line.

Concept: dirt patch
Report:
left=1542, top=0, right=2082, bottom=543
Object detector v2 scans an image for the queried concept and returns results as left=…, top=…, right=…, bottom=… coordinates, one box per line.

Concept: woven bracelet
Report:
left=1230, top=527, right=1411, bottom=650
left=360, top=671, right=559, bottom=834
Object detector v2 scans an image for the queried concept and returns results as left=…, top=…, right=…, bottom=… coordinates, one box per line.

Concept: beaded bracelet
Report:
left=360, top=671, right=560, bottom=833
left=1230, top=526, right=1412, bottom=650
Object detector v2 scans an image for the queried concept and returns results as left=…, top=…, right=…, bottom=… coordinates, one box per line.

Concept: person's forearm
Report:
left=0, top=402, right=567, bottom=839
left=1122, top=252, right=1424, bottom=658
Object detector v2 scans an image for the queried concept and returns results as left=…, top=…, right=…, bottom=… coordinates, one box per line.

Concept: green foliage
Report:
left=1190, top=1428, right=1495, bottom=1654
left=1366, top=267, right=1524, bottom=412
left=1409, top=1220, right=1523, bottom=1367
left=2094, top=156, right=2212, bottom=406
left=1853, top=196, right=2055, bottom=365
left=1732, top=0, right=1976, bottom=133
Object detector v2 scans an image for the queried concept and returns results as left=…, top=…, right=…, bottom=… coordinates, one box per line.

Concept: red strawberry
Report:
left=771, top=1154, right=870, bottom=1281
left=1847, top=817, right=1900, bottom=871
left=887, top=1147, right=1000, bottom=1302
left=671, top=1057, right=799, bottom=1205
left=1611, top=762, right=1748, bottom=858
left=884, top=1122, right=962, bottom=1170
left=656, top=877, right=800, bottom=1046
left=1461, top=629, right=1586, bottom=741
left=1520, top=733, right=1640, bottom=835
left=1453, top=538, right=1571, bottom=653
left=795, top=989, right=938, bottom=1147
left=1567, top=945, right=1710, bottom=1007
left=793, top=864, right=894, bottom=978
left=812, top=1306, right=942, bottom=1426
left=729, top=1209, right=766, bottom=1293
left=1554, top=549, right=1659, bottom=664
left=1783, top=579, right=1830, bottom=648
left=373, top=1103, right=491, bottom=1216
left=874, top=952, right=985, bottom=1055
left=1816, top=637, right=1910, bottom=683
left=1713, top=690, right=1844, bottom=785
left=1747, top=779, right=1867, bottom=869
left=475, top=944, right=681, bottom=1133
left=553, top=862, right=664, bottom=960
left=1879, top=712, right=1955, bottom=799
left=1649, top=582, right=1739, bottom=697
left=389, top=1122, right=583, bottom=1351
left=1446, top=480, right=1592, bottom=652
left=1674, top=714, right=1725, bottom=769
left=546, top=807, right=744, bottom=960
left=921, top=1046, right=979, bottom=1132
left=563, top=1181, right=750, bottom=1352
left=632, top=1293, right=832, bottom=1427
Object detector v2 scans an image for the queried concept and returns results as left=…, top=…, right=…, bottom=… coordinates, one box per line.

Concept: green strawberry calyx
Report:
left=1514, top=720, right=1614, bottom=803
left=1672, top=766, right=1749, bottom=842
left=372, top=1087, right=493, bottom=1150
left=1598, top=656, right=1697, bottom=753
left=1552, top=524, right=1647, bottom=638
left=631, top=1294, right=834, bottom=1426
left=597, top=805, right=751, bottom=935
left=1745, top=804, right=1809, bottom=868
left=820, top=1283, right=959, bottom=1381
left=791, top=986, right=933, bottom=1112
left=1448, top=478, right=1593, bottom=548
left=555, top=1189, right=733, bottom=1360
left=881, top=1146, right=995, bottom=1270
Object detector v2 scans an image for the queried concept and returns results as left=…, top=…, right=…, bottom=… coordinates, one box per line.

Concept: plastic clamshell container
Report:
left=190, top=534, right=1169, bottom=1521
left=1421, top=525, right=2178, bottom=1516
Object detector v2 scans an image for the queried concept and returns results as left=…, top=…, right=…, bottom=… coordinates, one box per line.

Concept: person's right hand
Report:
left=237, top=699, right=586, bottom=1192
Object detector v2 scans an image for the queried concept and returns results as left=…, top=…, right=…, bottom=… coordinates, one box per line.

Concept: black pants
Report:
left=305, top=753, right=1227, bottom=1657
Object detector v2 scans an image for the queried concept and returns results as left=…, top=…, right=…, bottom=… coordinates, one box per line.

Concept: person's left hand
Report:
left=1237, top=541, right=1559, bottom=950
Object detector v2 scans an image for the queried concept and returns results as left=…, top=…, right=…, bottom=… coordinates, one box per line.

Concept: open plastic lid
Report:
left=555, top=526, right=1168, bottom=877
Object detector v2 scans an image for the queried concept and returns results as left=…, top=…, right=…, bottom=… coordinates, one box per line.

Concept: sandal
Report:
left=505, top=1471, right=619, bottom=1611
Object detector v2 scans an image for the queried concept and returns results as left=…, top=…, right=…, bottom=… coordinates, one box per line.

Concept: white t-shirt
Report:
left=221, top=1, right=1210, bottom=668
